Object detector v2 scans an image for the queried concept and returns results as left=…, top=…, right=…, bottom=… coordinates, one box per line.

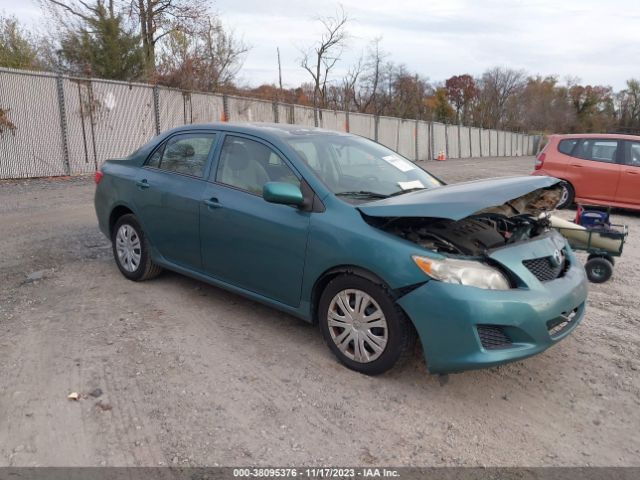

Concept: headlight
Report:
left=412, top=255, right=511, bottom=290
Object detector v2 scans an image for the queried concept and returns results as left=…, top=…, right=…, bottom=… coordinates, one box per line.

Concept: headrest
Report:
left=226, top=142, right=251, bottom=171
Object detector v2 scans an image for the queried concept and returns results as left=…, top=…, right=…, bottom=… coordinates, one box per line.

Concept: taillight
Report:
left=94, top=171, right=103, bottom=184
left=534, top=152, right=546, bottom=170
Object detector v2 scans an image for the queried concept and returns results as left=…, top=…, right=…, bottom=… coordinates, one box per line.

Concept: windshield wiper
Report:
left=388, top=187, right=426, bottom=197
left=335, top=191, right=389, bottom=199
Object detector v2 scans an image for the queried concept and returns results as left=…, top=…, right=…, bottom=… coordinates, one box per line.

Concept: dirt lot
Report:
left=1, top=156, right=639, bottom=467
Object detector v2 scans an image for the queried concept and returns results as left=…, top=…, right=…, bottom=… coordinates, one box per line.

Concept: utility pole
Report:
left=277, top=47, right=283, bottom=101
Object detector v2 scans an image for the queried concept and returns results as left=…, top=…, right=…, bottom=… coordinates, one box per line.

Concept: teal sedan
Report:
left=95, top=123, right=588, bottom=375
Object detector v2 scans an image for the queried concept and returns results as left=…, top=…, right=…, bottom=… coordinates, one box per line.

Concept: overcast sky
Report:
left=2, top=0, right=638, bottom=90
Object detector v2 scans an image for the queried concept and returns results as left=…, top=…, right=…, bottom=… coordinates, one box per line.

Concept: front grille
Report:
left=523, top=251, right=568, bottom=282
left=547, top=308, right=579, bottom=337
left=477, top=325, right=512, bottom=350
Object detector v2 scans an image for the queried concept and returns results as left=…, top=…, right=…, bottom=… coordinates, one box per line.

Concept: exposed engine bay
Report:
left=368, top=185, right=561, bottom=256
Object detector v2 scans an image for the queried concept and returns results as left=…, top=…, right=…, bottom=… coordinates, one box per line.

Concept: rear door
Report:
left=615, top=140, right=640, bottom=206
left=134, top=131, right=217, bottom=269
left=565, top=138, right=621, bottom=202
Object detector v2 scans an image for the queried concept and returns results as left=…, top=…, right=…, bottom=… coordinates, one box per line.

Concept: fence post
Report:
left=152, top=86, right=161, bottom=134
left=414, top=119, right=419, bottom=161
left=272, top=101, right=279, bottom=123
left=468, top=126, right=472, bottom=158
left=55, top=74, right=71, bottom=175
left=503, top=130, right=507, bottom=157
left=222, top=94, right=229, bottom=122
left=429, top=121, right=434, bottom=161
left=478, top=128, right=483, bottom=157
left=345, top=110, right=350, bottom=133
left=374, top=115, right=379, bottom=142
left=444, top=123, right=449, bottom=159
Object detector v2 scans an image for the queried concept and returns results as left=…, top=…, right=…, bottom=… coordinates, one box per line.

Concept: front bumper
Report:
left=398, top=234, right=588, bottom=374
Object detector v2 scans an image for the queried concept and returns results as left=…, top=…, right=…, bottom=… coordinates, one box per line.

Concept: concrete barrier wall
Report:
left=348, top=112, right=375, bottom=139
left=446, top=125, right=459, bottom=159
left=292, top=105, right=315, bottom=127
left=319, top=109, right=348, bottom=132
left=480, top=129, right=489, bottom=157
left=397, top=120, right=415, bottom=160
left=432, top=123, right=447, bottom=158
left=459, top=126, right=471, bottom=158
left=377, top=116, right=400, bottom=151
left=416, top=121, right=430, bottom=160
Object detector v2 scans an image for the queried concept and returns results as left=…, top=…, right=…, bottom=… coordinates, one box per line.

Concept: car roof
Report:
left=166, top=122, right=349, bottom=142
left=549, top=133, right=640, bottom=141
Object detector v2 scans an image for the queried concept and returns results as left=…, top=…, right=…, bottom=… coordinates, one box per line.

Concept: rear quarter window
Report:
left=557, top=139, right=578, bottom=155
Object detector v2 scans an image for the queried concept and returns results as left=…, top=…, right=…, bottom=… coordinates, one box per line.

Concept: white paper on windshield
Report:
left=382, top=155, right=415, bottom=172
left=398, top=180, right=424, bottom=190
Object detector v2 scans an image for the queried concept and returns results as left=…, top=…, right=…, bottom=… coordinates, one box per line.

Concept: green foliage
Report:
left=56, top=2, right=143, bottom=80
left=0, top=15, right=43, bottom=69
left=427, top=88, right=456, bottom=123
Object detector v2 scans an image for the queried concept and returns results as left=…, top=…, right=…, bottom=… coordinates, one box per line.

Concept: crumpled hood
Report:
left=357, top=176, right=560, bottom=220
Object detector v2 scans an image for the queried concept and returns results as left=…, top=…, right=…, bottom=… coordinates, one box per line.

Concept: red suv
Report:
left=532, top=133, right=640, bottom=210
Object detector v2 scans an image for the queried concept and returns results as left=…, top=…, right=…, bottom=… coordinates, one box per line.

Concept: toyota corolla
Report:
left=95, top=123, right=588, bottom=375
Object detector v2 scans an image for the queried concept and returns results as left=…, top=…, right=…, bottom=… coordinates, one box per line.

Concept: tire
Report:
left=318, top=274, right=417, bottom=375
left=556, top=181, right=575, bottom=209
left=588, top=253, right=615, bottom=266
left=111, top=214, right=162, bottom=281
left=584, top=257, right=613, bottom=283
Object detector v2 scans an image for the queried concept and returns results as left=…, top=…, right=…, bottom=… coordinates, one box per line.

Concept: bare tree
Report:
left=477, top=67, right=526, bottom=128
left=357, top=37, right=386, bottom=114
left=130, top=0, right=206, bottom=72
left=299, top=7, right=349, bottom=113
left=155, top=14, right=248, bottom=91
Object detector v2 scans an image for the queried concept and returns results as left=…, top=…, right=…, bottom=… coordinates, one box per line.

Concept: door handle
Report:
left=203, top=197, right=222, bottom=209
left=136, top=179, right=150, bottom=189
left=625, top=170, right=639, bottom=175
left=570, top=164, right=583, bottom=168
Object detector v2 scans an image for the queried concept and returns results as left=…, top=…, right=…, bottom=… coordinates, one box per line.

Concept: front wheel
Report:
left=318, top=275, right=416, bottom=375
left=112, top=214, right=162, bottom=281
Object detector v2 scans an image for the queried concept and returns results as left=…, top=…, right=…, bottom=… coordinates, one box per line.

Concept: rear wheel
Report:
left=318, top=275, right=416, bottom=375
left=584, top=257, right=613, bottom=283
left=112, top=214, right=162, bottom=281
left=556, top=181, right=575, bottom=209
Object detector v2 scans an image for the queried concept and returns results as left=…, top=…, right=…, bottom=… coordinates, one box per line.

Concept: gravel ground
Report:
left=0, top=156, right=639, bottom=467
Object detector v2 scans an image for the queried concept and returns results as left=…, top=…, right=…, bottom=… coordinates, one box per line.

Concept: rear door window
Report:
left=624, top=141, right=640, bottom=167
left=575, top=139, right=619, bottom=163
left=146, top=133, right=216, bottom=178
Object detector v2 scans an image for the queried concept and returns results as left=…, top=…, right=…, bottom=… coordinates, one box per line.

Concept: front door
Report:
left=200, top=134, right=310, bottom=307
left=134, top=132, right=217, bottom=269
left=616, top=140, right=640, bottom=207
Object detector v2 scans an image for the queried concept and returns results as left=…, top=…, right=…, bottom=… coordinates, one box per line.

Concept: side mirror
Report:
left=263, top=182, right=304, bottom=206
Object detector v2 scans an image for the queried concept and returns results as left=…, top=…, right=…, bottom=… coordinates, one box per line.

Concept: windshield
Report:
left=286, top=134, right=442, bottom=201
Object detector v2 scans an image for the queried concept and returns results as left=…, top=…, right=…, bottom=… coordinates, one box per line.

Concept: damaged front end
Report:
left=365, top=183, right=563, bottom=257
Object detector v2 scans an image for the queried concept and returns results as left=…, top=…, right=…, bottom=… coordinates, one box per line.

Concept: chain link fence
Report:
left=0, top=67, right=541, bottom=180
